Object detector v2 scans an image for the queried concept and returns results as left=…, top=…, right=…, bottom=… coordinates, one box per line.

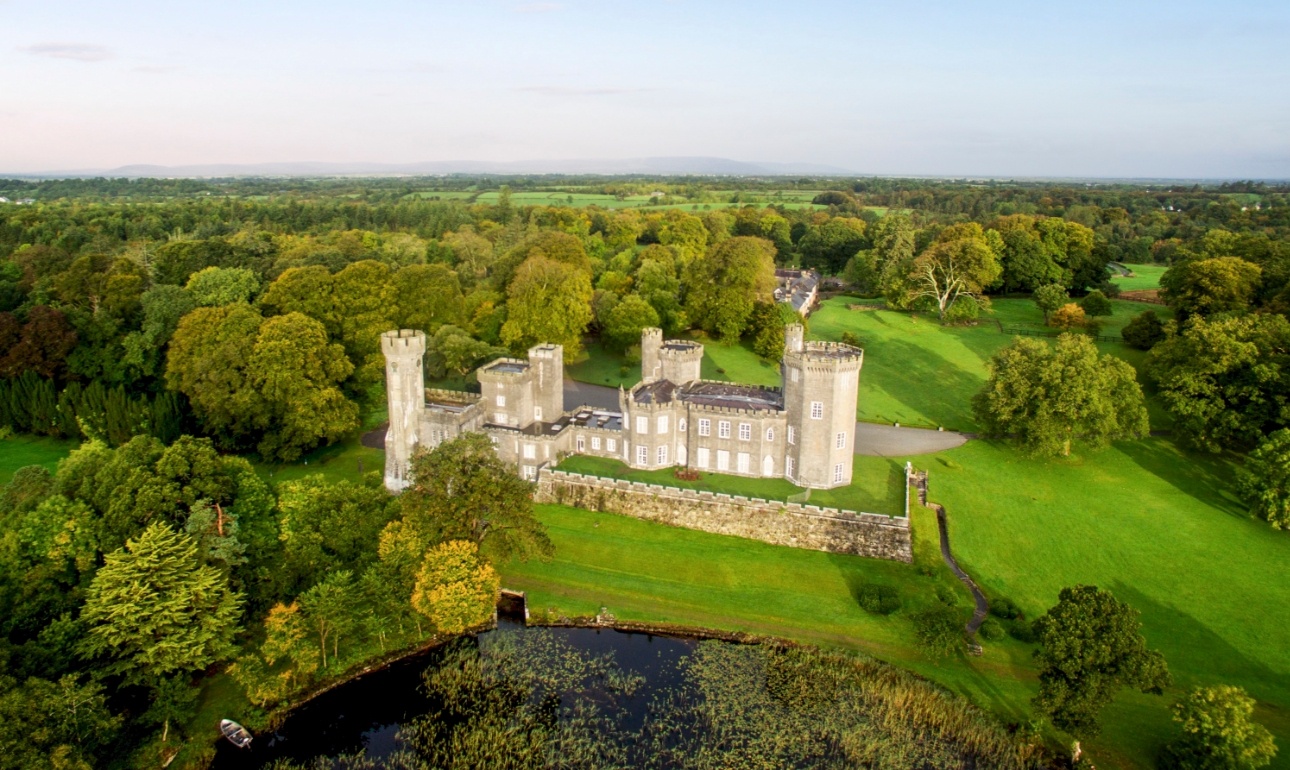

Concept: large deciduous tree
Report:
left=602, top=293, right=660, bottom=353
left=184, top=266, right=260, bottom=307
left=1238, top=429, right=1290, bottom=530
left=907, top=223, right=1002, bottom=323
left=1146, top=314, right=1290, bottom=452
left=1032, top=585, right=1171, bottom=738
left=798, top=217, right=867, bottom=274
left=400, top=433, right=552, bottom=562
left=79, top=523, right=243, bottom=685
left=1162, top=685, right=1278, bottom=770
left=1033, top=283, right=1069, bottom=323
left=165, top=304, right=267, bottom=443
left=499, top=255, right=593, bottom=357
left=411, top=540, right=500, bottom=635
left=684, top=236, right=777, bottom=342
left=1160, top=257, right=1262, bottom=320
left=973, top=334, right=1148, bottom=457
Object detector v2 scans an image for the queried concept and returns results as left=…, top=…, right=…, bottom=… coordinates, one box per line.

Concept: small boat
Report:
left=220, top=719, right=253, bottom=749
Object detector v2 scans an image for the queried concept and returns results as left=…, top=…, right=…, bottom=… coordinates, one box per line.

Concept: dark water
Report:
left=210, top=619, right=696, bottom=769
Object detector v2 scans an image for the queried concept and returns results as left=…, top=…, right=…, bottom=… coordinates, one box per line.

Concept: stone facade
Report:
left=535, top=469, right=912, bottom=562
left=383, top=325, right=864, bottom=491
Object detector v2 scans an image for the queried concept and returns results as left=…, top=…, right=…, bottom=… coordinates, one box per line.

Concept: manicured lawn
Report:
left=1112, top=263, right=1168, bottom=292
left=925, top=438, right=1290, bottom=770
left=252, top=434, right=385, bottom=488
left=567, top=335, right=780, bottom=390
left=0, top=434, right=77, bottom=486
left=555, top=453, right=907, bottom=516
left=809, top=296, right=1171, bottom=431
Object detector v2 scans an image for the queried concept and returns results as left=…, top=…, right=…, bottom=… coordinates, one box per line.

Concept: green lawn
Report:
left=809, top=296, right=1170, bottom=431
left=1112, top=263, right=1168, bottom=292
left=0, top=435, right=77, bottom=486
left=555, top=453, right=907, bottom=516
left=926, top=438, right=1290, bottom=770
left=567, top=335, right=780, bottom=390
left=251, top=434, right=385, bottom=488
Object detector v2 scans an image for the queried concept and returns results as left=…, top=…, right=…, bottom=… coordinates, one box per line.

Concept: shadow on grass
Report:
left=1117, top=439, right=1247, bottom=518
left=868, top=338, right=986, bottom=431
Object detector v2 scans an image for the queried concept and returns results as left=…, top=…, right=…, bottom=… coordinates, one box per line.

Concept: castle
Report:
left=382, top=325, right=863, bottom=492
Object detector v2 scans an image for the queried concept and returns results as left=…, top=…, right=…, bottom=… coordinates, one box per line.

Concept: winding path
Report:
left=912, top=471, right=988, bottom=636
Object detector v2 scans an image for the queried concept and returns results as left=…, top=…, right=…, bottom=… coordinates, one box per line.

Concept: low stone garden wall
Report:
left=535, top=469, right=912, bottom=562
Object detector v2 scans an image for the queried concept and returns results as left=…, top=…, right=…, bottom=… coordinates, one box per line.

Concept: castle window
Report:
left=534, top=407, right=543, bottom=421
left=522, top=465, right=537, bottom=481
left=678, top=418, right=687, bottom=432
left=698, top=418, right=711, bottom=436
left=786, top=456, right=795, bottom=478
left=391, top=362, right=398, bottom=373
left=738, top=423, right=751, bottom=441
left=836, top=431, right=846, bottom=449
left=636, top=445, right=648, bottom=465
left=592, top=436, right=601, bottom=451
left=697, top=447, right=710, bottom=468
left=523, top=444, right=536, bottom=459
left=737, top=452, right=750, bottom=474
left=766, top=427, right=775, bottom=442
left=657, top=415, right=669, bottom=434
left=607, top=438, right=617, bottom=452
left=716, top=450, right=730, bottom=471
left=789, top=367, right=798, bottom=383
left=494, top=412, right=507, bottom=424
left=833, top=463, right=844, bottom=483
left=718, top=421, right=731, bottom=439
left=577, top=436, right=586, bottom=452
left=810, top=401, right=824, bottom=420
left=657, top=446, right=669, bottom=465
left=636, top=416, right=648, bottom=434
left=787, top=426, right=795, bottom=445
left=496, top=395, right=506, bottom=407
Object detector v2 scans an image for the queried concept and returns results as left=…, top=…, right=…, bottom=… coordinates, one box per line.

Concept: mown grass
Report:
left=1112, top=263, right=1168, bottom=292
left=555, top=453, right=907, bottom=516
left=809, top=296, right=1171, bottom=431
left=0, top=434, right=77, bottom=486
left=250, top=434, right=385, bottom=488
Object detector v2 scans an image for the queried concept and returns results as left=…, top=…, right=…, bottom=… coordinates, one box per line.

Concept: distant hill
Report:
left=21, top=157, right=855, bottom=179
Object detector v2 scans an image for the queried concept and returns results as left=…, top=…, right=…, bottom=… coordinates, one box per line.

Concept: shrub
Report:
left=912, top=607, right=963, bottom=657
left=1122, top=309, right=1166, bottom=350
left=989, top=597, right=1023, bottom=620
left=1079, top=290, right=1113, bottom=317
left=978, top=619, right=1006, bottom=641
left=840, top=331, right=860, bottom=347
left=857, top=584, right=901, bottom=615
left=1049, top=303, right=1086, bottom=330
left=1008, top=619, right=1037, bottom=644
left=934, top=583, right=957, bottom=606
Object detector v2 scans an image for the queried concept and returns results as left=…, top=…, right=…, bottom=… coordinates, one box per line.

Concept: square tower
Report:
left=527, top=343, right=564, bottom=422
left=381, top=329, right=426, bottom=491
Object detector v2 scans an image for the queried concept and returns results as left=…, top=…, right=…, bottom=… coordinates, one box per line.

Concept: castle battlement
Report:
left=381, top=328, right=425, bottom=356
left=477, top=358, right=532, bottom=379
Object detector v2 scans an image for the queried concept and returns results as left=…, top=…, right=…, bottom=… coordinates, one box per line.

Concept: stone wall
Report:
left=535, top=469, right=912, bottom=562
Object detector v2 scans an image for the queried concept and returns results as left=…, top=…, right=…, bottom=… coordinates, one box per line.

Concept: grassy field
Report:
left=1113, top=263, right=1168, bottom=291
left=809, top=296, right=1171, bottom=431
left=0, top=434, right=77, bottom=486
left=555, top=453, right=907, bottom=516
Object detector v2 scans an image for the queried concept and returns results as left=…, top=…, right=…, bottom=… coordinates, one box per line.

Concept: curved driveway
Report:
left=566, top=380, right=969, bottom=457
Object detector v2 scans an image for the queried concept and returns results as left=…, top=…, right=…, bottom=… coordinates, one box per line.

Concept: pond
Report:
left=212, top=616, right=1035, bottom=769
left=212, top=618, right=695, bottom=769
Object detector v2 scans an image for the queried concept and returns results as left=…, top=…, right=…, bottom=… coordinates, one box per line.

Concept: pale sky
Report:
left=2, top=0, right=1288, bottom=178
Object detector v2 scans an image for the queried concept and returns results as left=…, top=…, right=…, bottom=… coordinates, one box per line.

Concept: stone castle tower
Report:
left=781, top=324, right=863, bottom=488
left=381, top=329, right=426, bottom=491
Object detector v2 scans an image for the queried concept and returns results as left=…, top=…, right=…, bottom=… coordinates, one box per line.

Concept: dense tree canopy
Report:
left=684, top=236, right=777, bottom=342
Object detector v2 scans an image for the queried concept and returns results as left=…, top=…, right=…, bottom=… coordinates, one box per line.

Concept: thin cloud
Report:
left=517, top=86, right=653, bottom=96
left=514, top=2, right=563, bottom=12
left=134, top=65, right=180, bottom=74
left=21, top=43, right=113, bottom=62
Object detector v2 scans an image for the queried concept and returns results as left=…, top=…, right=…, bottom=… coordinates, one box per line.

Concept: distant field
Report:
left=567, top=335, right=779, bottom=390
left=1112, top=263, right=1168, bottom=291
left=395, top=188, right=890, bottom=213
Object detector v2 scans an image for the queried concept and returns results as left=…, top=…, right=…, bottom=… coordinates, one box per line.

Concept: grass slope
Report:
left=1113, top=264, right=1168, bottom=292
left=567, top=335, right=779, bottom=390
left=809, top=296, right=1171, bottom=431
left=0, top=435, right=76, bottom=486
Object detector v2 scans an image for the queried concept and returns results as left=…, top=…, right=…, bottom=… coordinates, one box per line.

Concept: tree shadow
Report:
left=1116, top=439, right=1247, bottom=519
left=864, top=337, right=986, bottom=430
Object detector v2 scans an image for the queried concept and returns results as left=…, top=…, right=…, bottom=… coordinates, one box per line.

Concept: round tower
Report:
left=382, top=329, right=426, bottom=491
left=782, top=338, right=863, bottom=489
left=640, top=327, right=663, bottom=383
